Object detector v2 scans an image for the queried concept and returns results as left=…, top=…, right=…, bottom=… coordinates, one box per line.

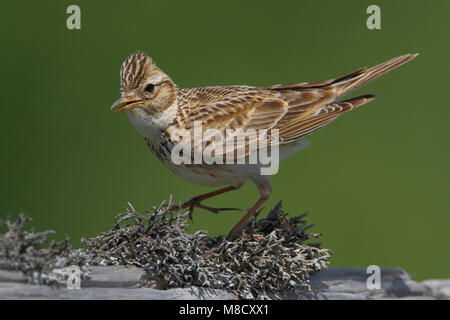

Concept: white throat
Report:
left=125, top=101, right=178, bottom=141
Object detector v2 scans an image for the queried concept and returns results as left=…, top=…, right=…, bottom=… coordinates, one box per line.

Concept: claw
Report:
left=187, top=206, right=194, bottom=222
left=168, top=199, right=240, bottom=220
left=168, top=204, right=181, bottom=212
left=197, top=204, right=241, bottom=214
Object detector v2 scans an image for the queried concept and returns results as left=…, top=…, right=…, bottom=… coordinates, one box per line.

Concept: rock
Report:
left=0, top=266, right=447, bottom=300
left=0, top=270, right=27, bottom=283
left=83, top=266, right=146, bottom=288
left=298, top=268, right=434, bottom=300
left=0, top=282, right=235, bottom=300
left=422, top=279, right=450, bottom=299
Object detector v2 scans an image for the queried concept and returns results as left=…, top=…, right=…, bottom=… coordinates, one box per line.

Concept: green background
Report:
left=1, top=1, right=449, bottom=281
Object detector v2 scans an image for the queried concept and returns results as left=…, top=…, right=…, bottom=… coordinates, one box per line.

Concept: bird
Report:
left=110, top=51, right=417, bottom=241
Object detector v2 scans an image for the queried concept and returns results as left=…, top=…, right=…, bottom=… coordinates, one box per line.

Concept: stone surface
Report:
left=422, top=279, right=450, bottom=299
left=83, top=265, right=146, bottom=288
left=0, top=282, right=235, bottom=300
left=0, top=266, right=448, bottom=300
left=295, top=268, right=434, bottom=300
left=0, top=270, right=27, bottom=283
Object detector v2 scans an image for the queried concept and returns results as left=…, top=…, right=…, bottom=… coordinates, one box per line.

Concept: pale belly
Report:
left=146, top=136, right=251, bottom=188
left=147, top=134, right=310, bottom=187
left=168, top=162, right=253, bottom=188
left=127, top=106, right=310, bottom=187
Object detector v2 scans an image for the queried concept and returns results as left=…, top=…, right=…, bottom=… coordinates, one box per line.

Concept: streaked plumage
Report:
left=111, top=51, right=417, bottom=240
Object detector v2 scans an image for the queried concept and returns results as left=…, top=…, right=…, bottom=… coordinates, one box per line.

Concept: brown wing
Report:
left=169, top=54, right=417, bottom=159
left=171, top=86, right=288, bottom=161
left=279, top=95, right=375, bottom=143
left=175, top=86, right=288, bottom=132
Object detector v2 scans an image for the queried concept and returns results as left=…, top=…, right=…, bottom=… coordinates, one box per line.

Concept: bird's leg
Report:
left=225, top=196, right=269, bottom=241
left=170, top=185, right=241, bottom=220
left=226, top=175, right=272, bottom=241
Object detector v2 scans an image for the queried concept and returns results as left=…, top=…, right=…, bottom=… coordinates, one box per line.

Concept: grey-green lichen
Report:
left=82, top=199, right=331, bottom=299
left=0, top=214, right=86, bottom=285
left=0, top=199, right=330, bottom=299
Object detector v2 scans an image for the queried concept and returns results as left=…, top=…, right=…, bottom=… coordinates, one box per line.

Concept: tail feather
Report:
left=280, top=95, right=376, bottom=142
left=267, top=54, right=418, bottom=94
left=271, top=54, right=418, bottom=142
left=338, top=54, right=418, bottom=95
left=323, top=94, right=376, bottom=113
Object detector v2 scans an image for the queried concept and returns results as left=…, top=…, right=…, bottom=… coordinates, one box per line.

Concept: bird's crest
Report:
left=120, top=51, right=155, bottom=93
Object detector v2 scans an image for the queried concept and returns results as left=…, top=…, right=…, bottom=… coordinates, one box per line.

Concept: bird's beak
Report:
left=110, top=96, right=144, bottom=113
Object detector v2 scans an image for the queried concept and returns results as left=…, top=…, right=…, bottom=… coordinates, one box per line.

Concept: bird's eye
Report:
left=144, top=84, right=155, bottom=93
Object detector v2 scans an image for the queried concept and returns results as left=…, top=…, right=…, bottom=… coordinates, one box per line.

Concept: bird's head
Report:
left=110, top=51, right=177, bottom=117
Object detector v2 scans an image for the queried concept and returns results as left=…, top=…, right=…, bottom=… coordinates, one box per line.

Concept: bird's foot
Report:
left=225, top=227, right=241, bottom=242
left=170, top=197, right=240, bottom=221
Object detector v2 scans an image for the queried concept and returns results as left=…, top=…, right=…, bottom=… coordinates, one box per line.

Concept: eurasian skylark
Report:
left=111, top=52, right=417, bottom=240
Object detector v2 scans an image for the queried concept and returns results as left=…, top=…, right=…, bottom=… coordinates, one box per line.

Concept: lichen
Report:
left=82, top=199, right=331, bottom=299
left=0, top=214, right=86, bottom=285
left=0, top=199, right=331, bottom=299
